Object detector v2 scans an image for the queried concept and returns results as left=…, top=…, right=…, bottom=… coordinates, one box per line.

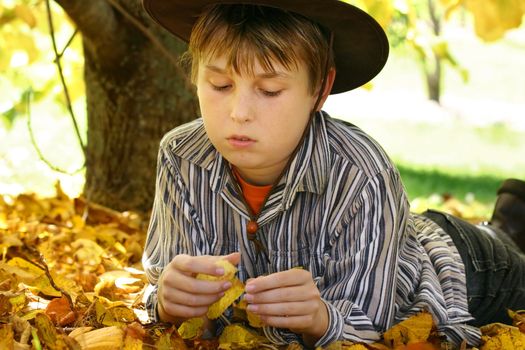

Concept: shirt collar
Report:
left=173, top=113, right=332, bottom=209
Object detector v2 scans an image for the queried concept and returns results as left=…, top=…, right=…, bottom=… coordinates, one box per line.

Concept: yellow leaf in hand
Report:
left=208, top=278, right=245, bottom=320
left=196, top=259, right=237, bottom=281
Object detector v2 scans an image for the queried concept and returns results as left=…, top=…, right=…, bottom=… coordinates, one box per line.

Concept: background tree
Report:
left=350, top=0, right=524, bottom=103
left=54, top=0, right=198, bottom=214
left=1, top=0, right=198, bottom=214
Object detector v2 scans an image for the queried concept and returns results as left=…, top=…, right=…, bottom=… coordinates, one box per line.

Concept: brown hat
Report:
left=142, top=0, right=389, bottom=94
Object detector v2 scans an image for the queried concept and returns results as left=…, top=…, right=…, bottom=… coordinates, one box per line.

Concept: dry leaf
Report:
left=237, top=299, right=264, bottom=328
left=71, top=326, right=124, bottom=349
left=0, top=324, right=14, bottom=350
left=383, top=312, right=434, bottom=347
left=207, top=278, right=245, bottom=320
left=45, top=296, right=76, bottom=326
left=218, top=324, right=268, bottom=349
left=480, top=325, right=525, bottom=349
left=178, top=317, right=204, bottom=340
left=155, top=326, right=188, bottom=350
left=196, top=260, right=245, bottom=320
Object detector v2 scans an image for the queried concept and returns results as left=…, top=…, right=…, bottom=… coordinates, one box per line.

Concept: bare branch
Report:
left=45, top=0, right=86, bottom=156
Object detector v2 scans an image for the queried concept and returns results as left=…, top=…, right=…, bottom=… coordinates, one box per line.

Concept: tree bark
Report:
left=426, top=0, right=442, bottom=104
left=55, top=0, right=198, bottom=214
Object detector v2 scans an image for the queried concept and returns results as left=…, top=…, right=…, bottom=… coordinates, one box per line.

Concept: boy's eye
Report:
left=211, top=84, right=231, bottom=91
left=261, top=89, right=282, bottom=97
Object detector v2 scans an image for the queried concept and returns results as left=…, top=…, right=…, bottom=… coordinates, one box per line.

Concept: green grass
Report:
left=324, top=24, right=525, bottom=211
left=396, top=163, right=503, bottom=203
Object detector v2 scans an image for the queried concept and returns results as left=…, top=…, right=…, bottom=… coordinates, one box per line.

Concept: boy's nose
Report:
left=230, top=92, right=253, bottom=123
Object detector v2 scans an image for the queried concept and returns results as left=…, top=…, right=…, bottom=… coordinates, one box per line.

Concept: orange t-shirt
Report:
left=232, top=167, right=272, bottom=215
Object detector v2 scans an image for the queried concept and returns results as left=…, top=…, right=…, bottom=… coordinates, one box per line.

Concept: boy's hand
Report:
left=244, top=268, right=329, bottom=345
left=157, top=252, right=240, bottom=323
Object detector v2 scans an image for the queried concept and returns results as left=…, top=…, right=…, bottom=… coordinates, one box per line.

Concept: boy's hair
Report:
left=185, top=4, right=335, bottom=95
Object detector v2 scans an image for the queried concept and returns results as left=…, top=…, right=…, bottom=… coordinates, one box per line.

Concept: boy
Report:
left=141, top=0, right=525, bottom=348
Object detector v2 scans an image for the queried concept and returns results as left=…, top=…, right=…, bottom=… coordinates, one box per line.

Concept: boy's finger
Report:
left=164, top=287, right=225, bottom=307
left=172, top=254, right=228, bottom=276
left=164, top=272, right=232, bottom=294
left=246, top=269, right=308, bottom=292
left=222, top=252, right=241, bottom=265
left=245, top=285, right=306, bottom=304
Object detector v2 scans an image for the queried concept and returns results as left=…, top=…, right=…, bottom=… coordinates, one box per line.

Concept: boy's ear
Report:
left=315, top=69, right=336, bottom=111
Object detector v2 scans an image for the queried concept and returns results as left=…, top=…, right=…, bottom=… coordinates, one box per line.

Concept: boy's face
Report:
left=197, top=56, right=318, bottom=185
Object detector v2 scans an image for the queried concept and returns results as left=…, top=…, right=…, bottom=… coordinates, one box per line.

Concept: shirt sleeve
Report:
left=314, top=167, right=408, bottom=347
left=141, top=147, right=210, bottom=322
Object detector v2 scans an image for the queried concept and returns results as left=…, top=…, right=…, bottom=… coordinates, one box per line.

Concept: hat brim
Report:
left=143, top=0, right=389, bottom=94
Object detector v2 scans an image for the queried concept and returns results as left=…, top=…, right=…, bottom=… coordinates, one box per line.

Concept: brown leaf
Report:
left=45, top=296, right=76, bottom=326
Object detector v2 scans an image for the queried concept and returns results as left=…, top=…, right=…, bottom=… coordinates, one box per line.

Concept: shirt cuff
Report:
left=144, top=283, right=161, bottom=323
left=314, top=299, right=345, bottom=347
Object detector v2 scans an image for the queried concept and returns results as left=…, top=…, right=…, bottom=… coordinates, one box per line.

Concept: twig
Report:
left=26, top=88, right=86, bottom=175
left=104, top=0, right=194, bottom=91
left=45, top=0, right=87, bottom=156
left=22, top=245, right=76, bottom=312
left=58, top=28, right=79, bottom=59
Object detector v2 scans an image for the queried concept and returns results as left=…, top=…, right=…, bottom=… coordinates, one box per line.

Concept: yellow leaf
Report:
left=71, top=238, right=105, bottom=266
left=480, top=325, right=525, bottom=349
left=196, top=259, right=237, bottom=281
left=9, top=292, right=27, bottom=313
left=383, top=312, right=434, bottom=347
left=7, top=257, right=44, bottom=277
left=361, top=0, right=394, bottom=28
left=0, top=324, right=14, bottom=350
left=218, top=324, right=268, bottom=348
left=0, top=233, right=23, bottom=252
left=14, top=4, right=36, bottom=28
left=110, top=305, right=138, bottom=324
left=124, top=336, right=143, bottom=350
left=237, top=299, right=264, bottom=328
left=35, top=313, right=57, bottom=347
left=51, top=272, right=81, bottom=299
left=465, top=0, right=524, bottom=41
left=155, top=326, right=188, bottom=350
left=5, top=258, right=61, bottom=297
left=178, top=317, right=204, bottom=340
left=207, top=278, right=245, bottom=320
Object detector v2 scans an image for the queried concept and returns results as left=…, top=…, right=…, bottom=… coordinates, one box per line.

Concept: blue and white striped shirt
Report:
left=142, top=112, right=481, bottom=347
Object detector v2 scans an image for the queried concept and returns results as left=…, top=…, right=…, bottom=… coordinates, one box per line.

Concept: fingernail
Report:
left=222, top=281, right=232, bottom=289
left=244, top=294, right=253, bottom=302
left=216, top=268, right=225, bottom=275
left=245, top=284, right=255, bottom=292
left=247, top=304, right=258, bottom=312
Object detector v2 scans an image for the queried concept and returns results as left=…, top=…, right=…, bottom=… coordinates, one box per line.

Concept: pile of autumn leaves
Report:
left=1, top=185, right=524, bottom=349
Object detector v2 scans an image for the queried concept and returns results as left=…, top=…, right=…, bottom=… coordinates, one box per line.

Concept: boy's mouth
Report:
left=227, top=135, right=255, bottom=147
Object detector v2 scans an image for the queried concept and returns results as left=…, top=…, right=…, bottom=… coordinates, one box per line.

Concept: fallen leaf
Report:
left=218, top=324, right=268, bottom=349
left=383, top=312, right=434, bottom=348
left=45, top=296, right=76, bottom=326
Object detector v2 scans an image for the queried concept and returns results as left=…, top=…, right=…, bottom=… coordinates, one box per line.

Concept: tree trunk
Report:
left=426, top=0, right=442, bottom=104
left=425, top=53, right=441, bottom=103
left=54, top=0, right=198, bottom=214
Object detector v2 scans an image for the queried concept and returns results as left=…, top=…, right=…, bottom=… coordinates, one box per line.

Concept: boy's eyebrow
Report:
left=204, top=65, right=290, bottom=79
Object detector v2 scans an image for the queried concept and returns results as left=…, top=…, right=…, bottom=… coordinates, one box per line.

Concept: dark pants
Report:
left=423, top=209, right=525, bottom=326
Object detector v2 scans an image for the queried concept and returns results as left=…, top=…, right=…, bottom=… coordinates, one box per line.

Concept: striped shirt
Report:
left=142, top=112, right=481, bottom=347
